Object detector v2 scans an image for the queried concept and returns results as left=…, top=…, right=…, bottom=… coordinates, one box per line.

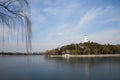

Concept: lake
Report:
left=0, top=55, right=120, bottom=80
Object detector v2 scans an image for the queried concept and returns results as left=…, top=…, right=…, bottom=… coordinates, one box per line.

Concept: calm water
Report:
left=0, top=55, right=120, bottom=80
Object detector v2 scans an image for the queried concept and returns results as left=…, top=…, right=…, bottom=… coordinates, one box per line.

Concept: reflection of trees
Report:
left=44, top=57, right=120, bottom=80
left=44, top=57, right=120, bottom=69
left=0, top=0, right=31, bottom=52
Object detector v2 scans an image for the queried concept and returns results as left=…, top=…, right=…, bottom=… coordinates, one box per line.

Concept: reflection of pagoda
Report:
left=83, top=35, right=89, bottom=43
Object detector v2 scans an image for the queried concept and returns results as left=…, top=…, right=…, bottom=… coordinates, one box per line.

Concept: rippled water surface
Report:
left=0, top=55, right=120, bottom=80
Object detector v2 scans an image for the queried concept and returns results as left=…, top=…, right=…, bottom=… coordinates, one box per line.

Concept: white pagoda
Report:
left=83, top=35, right=89, bottom=43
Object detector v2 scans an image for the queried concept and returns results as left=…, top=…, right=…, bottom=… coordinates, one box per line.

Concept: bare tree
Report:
left=0, top=0, right=32, bottom=53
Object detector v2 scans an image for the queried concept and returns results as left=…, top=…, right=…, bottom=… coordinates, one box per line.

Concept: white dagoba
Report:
left=83, top=35, right=89, bottom=43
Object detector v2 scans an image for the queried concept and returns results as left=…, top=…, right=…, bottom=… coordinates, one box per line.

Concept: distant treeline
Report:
left=44, top=42, right=120, bottom=55
left=0, top=52, right=43, bottom=55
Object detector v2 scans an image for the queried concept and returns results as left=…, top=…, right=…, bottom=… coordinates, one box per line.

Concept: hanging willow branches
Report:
left=0, top=0, right=32, bottom=53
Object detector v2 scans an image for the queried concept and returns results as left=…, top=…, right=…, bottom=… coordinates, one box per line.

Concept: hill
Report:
left=44, top=42, right=120, bottom=55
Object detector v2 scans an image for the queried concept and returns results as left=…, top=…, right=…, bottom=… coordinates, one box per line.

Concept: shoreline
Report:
left=47, top=54, right=120, bottom=58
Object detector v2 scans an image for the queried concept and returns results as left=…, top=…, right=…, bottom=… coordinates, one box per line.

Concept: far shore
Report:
left=47, top=54, right=120, bottom=58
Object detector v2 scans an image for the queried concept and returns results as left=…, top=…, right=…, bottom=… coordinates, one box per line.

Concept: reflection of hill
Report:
left=44, top=56, right=120, bottom=79
left=44, top=57, right=120, bottom=68
left=44, top=42, right=120, bottom=55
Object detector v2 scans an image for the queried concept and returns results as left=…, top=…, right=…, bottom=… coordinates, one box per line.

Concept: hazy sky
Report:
left=0, top=0, right=120, bottom=52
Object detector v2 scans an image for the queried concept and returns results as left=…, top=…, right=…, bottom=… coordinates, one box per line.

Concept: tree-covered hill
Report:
left=44, top=42, right=120, bottom=55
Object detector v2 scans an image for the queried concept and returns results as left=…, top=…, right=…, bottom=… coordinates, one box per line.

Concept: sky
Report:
left=0, top=0, right=120, bottom=52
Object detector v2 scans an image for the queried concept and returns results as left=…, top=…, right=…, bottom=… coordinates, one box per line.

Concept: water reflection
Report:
left=44, top=56, right=120, bottom=80
left=0, top=56, right=120, bottom=80
left=44, top=56, right=120, bottom=66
